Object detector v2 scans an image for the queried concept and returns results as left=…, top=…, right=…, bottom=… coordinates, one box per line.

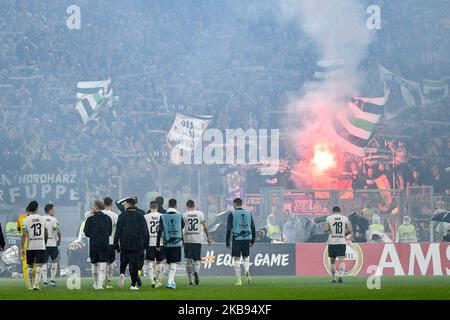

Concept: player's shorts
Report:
left=184, top=243, right=202, bottom=261
left=231, top=240, right=250, bottom=258
left=46, top=247, right=59, bottom=261
left=26, top=250, right=46, bottom=265
left=328, top=244, right=346, bottom=259
left=107, top=245, right=116, bottom=264
left=89, top=248, right=109, bottom=264
left=164, top=246, right=181, bottom=264
left=146, top=246, right=165, bottom=262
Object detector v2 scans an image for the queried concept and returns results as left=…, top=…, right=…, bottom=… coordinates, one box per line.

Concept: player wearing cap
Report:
left=114, top=196, right=149, bottom=290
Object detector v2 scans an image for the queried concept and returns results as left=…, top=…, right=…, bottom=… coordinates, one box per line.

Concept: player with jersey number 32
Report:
left=323, top=206, right=352, bottom=284
left=182, top=200, right=212, bottom=286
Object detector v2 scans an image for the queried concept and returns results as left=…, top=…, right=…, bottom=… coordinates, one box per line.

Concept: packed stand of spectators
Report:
left=0, top=0, right=312, bottom=204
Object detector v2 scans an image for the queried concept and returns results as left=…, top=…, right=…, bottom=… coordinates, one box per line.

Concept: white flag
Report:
left=167, top=113, right=212, bottom=152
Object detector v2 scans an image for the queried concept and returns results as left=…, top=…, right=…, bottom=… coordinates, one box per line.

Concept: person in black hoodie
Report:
left=84, top=200, right=112, bottom=290
left=114, top=196, right=149, bottom=290
left=116, top=196, right=147, bottom=286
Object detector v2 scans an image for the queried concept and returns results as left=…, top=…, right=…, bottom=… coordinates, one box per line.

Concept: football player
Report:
left=22, top=202, right=48, bottom=290
left=42, top=204, right=61, bottom=288
left=144, top=201, right=165, bottom=288
left=182, top=200, right=212, bottom=286
left=323, top=206, right=352, bottom=283
left=226, top=198, right=255, bottom=286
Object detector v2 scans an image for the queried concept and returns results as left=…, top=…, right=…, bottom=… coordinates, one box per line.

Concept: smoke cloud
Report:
left=279, top=0, right=373, bottom=187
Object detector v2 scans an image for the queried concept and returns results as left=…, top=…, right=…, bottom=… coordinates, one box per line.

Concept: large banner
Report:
left=200, top=244, right=296, bottom=276
left=283, top=192, right=330, bottom=215
left=380, top=65, right=449, bottom=107
left=0, top=172, right=80, bottom=205
left=167, top=113, right=212, bottom=152
left=296, top=243, right=450, bottom=276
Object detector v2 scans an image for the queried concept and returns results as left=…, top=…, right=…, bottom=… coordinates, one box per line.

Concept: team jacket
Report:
left=114, top=207, right=149, bottom=251
left=84, top=212, right=112, bottom=252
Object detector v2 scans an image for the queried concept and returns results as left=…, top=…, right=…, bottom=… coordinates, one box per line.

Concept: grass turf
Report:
left=0, top=276, right=448, bottom=300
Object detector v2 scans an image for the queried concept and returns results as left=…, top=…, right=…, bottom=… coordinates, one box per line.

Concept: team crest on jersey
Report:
left=322, top=243, right=363, bottom=276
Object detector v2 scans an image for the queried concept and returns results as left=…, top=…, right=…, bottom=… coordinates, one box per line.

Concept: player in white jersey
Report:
left=323, top=206, right=352, bottom=284
left=102, top=197, right=119, bottom=289
left=182, top=200, right=212, bottom=286
left=21, top=202, right=48, bottom=291
left=42, top=204, right=61, bottom=288
left=144, top=201, right=165, bottom=288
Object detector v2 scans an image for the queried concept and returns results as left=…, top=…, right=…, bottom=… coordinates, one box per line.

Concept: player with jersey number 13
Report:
left=21, top=201, right=48, bottom=291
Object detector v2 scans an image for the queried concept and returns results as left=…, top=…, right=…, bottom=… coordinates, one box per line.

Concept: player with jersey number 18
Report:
left=323, top=206, right=352, bottom=284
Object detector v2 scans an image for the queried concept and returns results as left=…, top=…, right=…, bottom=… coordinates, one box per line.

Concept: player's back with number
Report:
left=23, top=215, right=47, bottom=251
left=183, top=210, right=205, bottom=244
left=326, top=213, right=349, bottom=245
left=324, top=207, right=352, bottom=283
left=145, top=211, right=162, bottom=246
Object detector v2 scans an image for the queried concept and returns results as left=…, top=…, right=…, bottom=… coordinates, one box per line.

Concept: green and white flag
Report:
left=75, top=79, right=118, bottom=124
left=324, top=93, right=389, bottom=156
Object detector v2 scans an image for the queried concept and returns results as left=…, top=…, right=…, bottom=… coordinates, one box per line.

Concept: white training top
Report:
left=103, top=209, right=118, bottom=245
left=183, top=210, right=206, bottom=244
left=144, top=211, right=162, bottom=247
left=326, top=214, right=349, bottom=245
left=44, top=215, right=59, bottom=247
left=22, top=214, right=48, bottom=251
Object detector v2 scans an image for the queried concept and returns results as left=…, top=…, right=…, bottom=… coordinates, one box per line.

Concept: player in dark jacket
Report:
left=114, top=197, right=149, bottom=290
left=84, top=200, right=112, bottom=290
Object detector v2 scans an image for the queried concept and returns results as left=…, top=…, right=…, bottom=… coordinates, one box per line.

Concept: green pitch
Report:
left=0, top=276, right=449, bottom=300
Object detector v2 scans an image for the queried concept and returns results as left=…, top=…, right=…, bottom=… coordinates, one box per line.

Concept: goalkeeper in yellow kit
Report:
left=18, top=201, right=39, bottom=286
